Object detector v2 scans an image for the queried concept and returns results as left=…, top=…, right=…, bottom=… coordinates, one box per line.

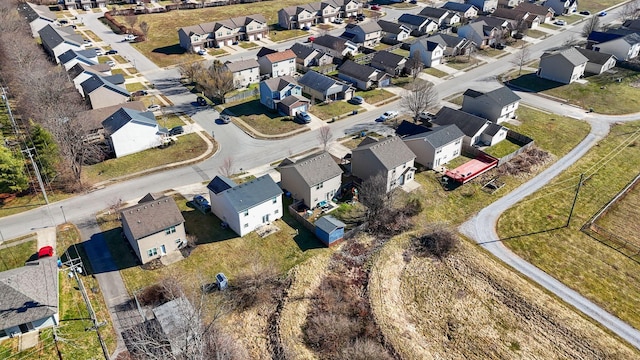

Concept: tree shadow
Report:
left=81, top=229, right=139, bottom=274
left=152, top=44, right=186, bottom=55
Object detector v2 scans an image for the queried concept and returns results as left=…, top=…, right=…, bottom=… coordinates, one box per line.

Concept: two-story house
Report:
left=289, top=43, right=334, bottom=67
left=461, top=86, right=521, bottom=123
left=341, top=22, right=383, bottom=47
left=419, top=7, right=461, bottom=26
left=377, top=20, right=412, bottom=42
left=398, top=13, right=439, bottom=33
left=258, top=49, right=297, bottom=77
left=432, top=107, right=508, bottom=147
left=224, top=59, right=260, bottom=88
left=178, top=14, right=267, bottom=50
left=297, top=71, right=355, bottom=102
left=410, top=38, right=445, bottom=67
left=588, top=30, right=640, bottom=61
left=441, top=2, right=479, bottom=20
left=457, top=20, right=499, bottom=48
left=338, top=60, right=391, bottom=90
left=401, top=123, right=465, bottom=169
left=102, top=107, right=164, bottom=158
left=259, top=76, right=310, bottom=116
left=537, top=47, right=588, bottom=84
left=207, top=175, right=283, bottom=237
left=311, top=35, right=359, bottom=58
left=278, top=6, right=316, bottom=29
left=351, top=136, right=417, bottom=192
left=465, top=0, right=498, bottom=13
left=544, top=0, right=578, bottom=15
left=121, top=194, right=187, bottom=264
left=370, top=51, right=408, bottom=76
left=38, top=24, right=85, bottom=63
left=278, top=151, right=343, bottom=208
left=428, top=33, right=475, bottom=57
left=515, top=2, right=555, bottom=24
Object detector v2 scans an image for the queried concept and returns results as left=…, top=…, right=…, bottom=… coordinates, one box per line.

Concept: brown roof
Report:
left=264, top=49, right=296, bottom=63
left=76, top=101, right=146, bottom=131
left=121, top=195, right=185, bottom=240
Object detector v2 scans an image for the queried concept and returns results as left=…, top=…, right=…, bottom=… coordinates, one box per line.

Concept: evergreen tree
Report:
left=29, top=122, right=59, bottom=182
left=0, top=146, right=28, bottom=194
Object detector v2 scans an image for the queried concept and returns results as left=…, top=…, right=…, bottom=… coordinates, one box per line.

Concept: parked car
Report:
left=197, top=48, right=207, bottom=55
left=232, top=41, right=239, bottom=45
left=38, top=246, right=54, bottom=259
left=371, top=5, right=381, bottom=10
left=295, top=111, right=312, bottom=124
left=124, top=34, right=136, bottom=41
left=106, top=49, right=118, bottom=55
left=554, top=19, right=566, bottom=26
left=410, top=0, right=417, bottom=3
left=377, top=110, right=398, bottom=122
left=349, top=96, right=364, bottom=105
left=193, top=195, right=211, bottom=212
left=169, top=126, right=184, bottom=135
left=302, top=26, right=311, bottom=31
left=333, top=18, right=344, bottom=24
left=598, top=11, right=607, bottom=16
left=580, top=10, right=591, bottom=15
left=308, top=36, right=315, bottom=42
left=219, top=114, right=231, bottom=124
left=106, top=60, right=116, bottom=67
left=147, top=104, right=161, bottom=112
left=197, top=96, right=207, bottom=106
left=418, top=111, right=434, bottom=121
left=132, top=90, right=148, bottom=97
left=492, top=43, right=506, bottom=50
left=356, top=14, right=366, bottom=21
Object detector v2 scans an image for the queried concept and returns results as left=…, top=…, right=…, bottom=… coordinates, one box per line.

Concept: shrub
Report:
left=415, top=225, right=460, bottom=260
left=338, top=338, right=393, bottom=360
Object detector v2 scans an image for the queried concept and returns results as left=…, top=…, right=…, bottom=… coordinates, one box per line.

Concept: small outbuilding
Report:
left=314, top=215, right=346, bottom=246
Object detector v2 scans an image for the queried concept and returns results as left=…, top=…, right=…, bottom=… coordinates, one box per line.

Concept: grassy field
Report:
left=0, top=192, right=73, bottom=218
left=525, top=29, right=547, bottom=38
left=579, top=0, right=622, bottom=12
left=355, top=88, right=395, bottom=104
left=483, top=139, right=521, bottom=158
left=423, top=66, right=449, bottom=78
left=369, top=235, right=640, bottom=359
left=269, top=29, right=307, bottom=42
left=118, top=0, right=319, bottom=67
left=446, top=56, right=481, bottom=70
left=0, top=237, right=37, bottom=271
left=309, top=101, right=359, bottom=120
left=594, top=178, right=640, bottom=246
left=125, top=82, right=147, bottom=92
left=498, top=121, right=640, bottom=330
left=225, top=99, right=304, bottom=134
left=82, top=132, right=208, bottom=184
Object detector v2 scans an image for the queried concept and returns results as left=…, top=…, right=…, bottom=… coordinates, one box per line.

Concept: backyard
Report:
left=0, top=235, right=37, bottom=271
left=308, top=100, right=359, bottom=120
left=225, top=99, right=306, bottom=135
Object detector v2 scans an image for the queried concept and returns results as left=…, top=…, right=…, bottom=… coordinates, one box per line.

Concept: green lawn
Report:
left=270, top=29, right=307, bottom=42
left=0, top=192, right=73, bottom=218
left=391, top=76, right=415, bottom=88
left=97, top=195, right=329, bottom=292
left=423, top=67, right=449, bottom=78
left=0, top=238, right=37, bottom=271
left=445, top=56, right=481, bottom=70
left=82, top=133, right=209, bottom=184
left=390, top=48, right=410, bottom=57
left=445, top=94, right=463, bottom=106
left=83, top=30, right=102, bottom=43
left=498, top=120, right=640, bottom=330
left=355, top=88, right=395, bottom=104
left=238, top=41, right=258, bottom=49
left=207, top=48, right=227, bottom=56
left=225, top=99, right=305, bottom=135
left=525, top=29, right=547, bottom=38
left=308, top=101, right=359, bottom=120
left=483, top=139, right=521, bottom=158
left=540, top=22, right=559, bottom=30
left=478, top=48, right=504, bottom=57
left=111, top=68, right=134, bottom=79
left=125, top=82, right=147, bottom=92
left=579, top=0, right=621, bottom=12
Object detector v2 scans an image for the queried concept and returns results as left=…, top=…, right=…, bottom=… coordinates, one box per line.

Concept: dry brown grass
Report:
left=594, top=176, right=640, bottom=246
left=370, top=236, right=640, bottom=359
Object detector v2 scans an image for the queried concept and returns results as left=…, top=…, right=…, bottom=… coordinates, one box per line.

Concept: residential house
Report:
left=102, top=106, right=164, bottom=158
left=334, top=0, right=361, bottom=18
left=457, top=20, right=499, bottom=48
left=69, top=63, right=115, bottom=95
left=341, top=22, right=383, bottom=47
left=207, top=174, right=283, bottom=237
left=441, top=2, right=479, bottom=20
left=498, top=0, right=521, bottom=8
left=622, top=19, right=640, bottom=31
left=587, top=31, right=640, bottom=61
left=17, top=2, right=59, bottom=37
left=419, top=7, right=461, bottom=26
left=311, top=35, right=359, bottom=58
left=258, top=49, right=297, bottom=77
left=121, top=194, right=186, bottom=264
left=290, top=43, right=334, bottom=67
left=259, top=76, right=310, bottom=116
left=0, top=257, right=58, bottom=343
left=575, top=47, right=617, bottom=75
left=370, top=51, right=407, bottom=76
left=465, top=0, right=498, bottom=13
left=38, top=24, right=85, bottom=63
left=75, top=101, right=147, bottom=143
left=278, top=151, right=343, bottom=208
left=80, top=75, right=130, bottom=109
left=278, top=0, right=360, bottom=29
left=461, top=86, right=521, bottom=123
left=428, top=33, right=475, bottom=57
left=223, top=59, right=260, bottom=88
left=297, top=71, right=355, bottom=102
left=338, top=60, right=391, bottom=90
left=475, top=15, right=515, bottom=38
left=351, top=136, right=416, bottom=192
left=402, top=124, right=465, bottom=169
left=377, top=20, right=411, bottom=42
left=278, top=5, right=316, bottom=29
left=491, top=8, right=540, bottom=29
left=537, top=47, right=588, bottom=84
left=398, top=14, right=439, bottom=33
left=315, top=215, right=346, bottom=246
left=410, top=38, right=445, bottom=67
left=514, top=2, right=555, bottom=23
left=432, top=107, right=508, bottom=146
left=257, top=47, right=278, bottom=58
left=57, top=49, right=98, bottom=71
left=543, top=0, right=577, bottom=15
left=64, top=0, right=107, bottom=10
left=178, top=14, right=267, bottom=51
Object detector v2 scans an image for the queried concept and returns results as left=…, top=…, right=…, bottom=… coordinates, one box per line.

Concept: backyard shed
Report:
left=315, top=215, right=346, bottom=246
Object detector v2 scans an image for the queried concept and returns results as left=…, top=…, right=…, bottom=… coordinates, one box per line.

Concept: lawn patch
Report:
left=355, top=88, right=395, bottom=104
left=125, top=82, right=147, bottom=92
left=238, top=41, right=258, bottom=49
left=83, top=30, right=102, bottom=43
left=308, top=101, right=359, bottom=120
left=483, top=139, right=521, bottom=158
left=0, top=238, right=37, bottom=271
left=445, top=56, right=481, bottom=70
left=391, top=48, right=410, bottom=57
left=270, top=29, right=307, bottom=42
left=225, top=99, right=305, bottom=135
left=525, top=29, right=547, bottom=38
left=423, top=67, right=449, bottom=78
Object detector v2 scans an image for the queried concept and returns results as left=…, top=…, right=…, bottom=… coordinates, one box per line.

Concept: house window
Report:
left=244, top=210, right=249, bottom=216
left=244, top=223, right=249, bottom=228
left=175, top=239, right=182, bottom=244
left=436, top=149, right=442, bottom=154
left=165, top=226, right=176, bottom=234
left=272, top=197, right=277, bottom=204
left=316, top=183, right=324, bottom=190
left=0, top=329, right=7, bottom=338
left=275, top=209, right=279, bottom=214
left=147, top=248, right=158, bottom=257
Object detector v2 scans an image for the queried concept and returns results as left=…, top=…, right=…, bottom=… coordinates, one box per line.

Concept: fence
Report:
left=497, top=130, right=535, bottom=167
left=297, top=64, right=337, bottom=74
left=287, top=201, right=316, bottom=233
left=223, top=88, right=259, bottom=104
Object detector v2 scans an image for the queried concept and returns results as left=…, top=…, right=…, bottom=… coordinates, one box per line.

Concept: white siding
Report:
left=110, top=121, right=162, bottom=158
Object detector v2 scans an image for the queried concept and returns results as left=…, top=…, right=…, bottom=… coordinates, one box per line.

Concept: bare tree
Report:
left=400, top=80, right=439, bottom=121
left=408, top=51, right=424, bottom=80
left=317, top=125, right=333, bottom=151
left=139, top=21, right=150, bottom=39
left=124, top=15, right=137, bottom=33
left=178, top=61, right=204, bottom=84
left=359, top=172, right=393, bottom=222
left=619, top=0, right=640, bottom=21
left=218, top=157, right=234, bottom=177
left=582, top=16, right=601, bottom=37
left=511, top=44, right=531, bottom=76
left=197, top=61, right=235, bottom=102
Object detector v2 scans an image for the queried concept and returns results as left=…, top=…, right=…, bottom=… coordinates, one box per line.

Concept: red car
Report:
left=38, top=246, right=54, bottom=259
left=371, top=5, right=381, bottom=10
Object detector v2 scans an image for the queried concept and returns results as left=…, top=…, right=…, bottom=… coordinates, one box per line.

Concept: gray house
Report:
left=38, top=24, right=85, bottom=63
left=465, top=0, right=498, bottom=13
left=338, top=60, right=391, bottom=90
left=377, top=20, right=411, bottom=42
left=428, top=33, right=475, bottom=57
left=80, top=75, right=130, bottom=109
left=297, top=71, right=355, bottom=102
left=398, top=14, right=438, bottom=33
left=224, top=59, right=260, bottom=88
left=17, top=2, right=59, bottom=37
left=410, top=38, right=445, bottom=67
left=278, top=151, right=343, bottom=208
left=543, top=0, right=578, bottom=15
left=341, top=22, right=383, bottom=47
left=351, top=136, right=417, bottom=192
left=290, top=43, right=334, bottom=67
left=457, top=20, right=499, bottom=49
left=402, top=124, right=465, bottom=169
left=441, top=2, right=479, bottom=20
left=311, top=35, right=359, bottom=58
left=57, top=48, right=98, bottom=71
left=370, top=51, right=407, bottom=76
left=461, top=86, right=521, bottom=123
left=575, top=47, right=617, bottom=75
left=0, top=258, right=59, bottom=343
left=432, top=107, right=508, bottom=147
left=537, top=47, right=587, bottom=84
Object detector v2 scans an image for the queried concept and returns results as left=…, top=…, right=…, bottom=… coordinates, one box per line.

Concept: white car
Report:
left=197, top=49, right=207, bottom=55
left=554, top=19, right=566, bottom=26
left=106, top=60, right=116, bottom=67
left=124, top=34, right=137, bottom=41
left=147, top=104, right=161, bottom=112
left=377, top=110, right=399, bottom=122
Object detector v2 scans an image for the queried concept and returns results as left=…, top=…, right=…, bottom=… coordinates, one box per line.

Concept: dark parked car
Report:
left=356, top=14, right=365, bottom=21
left=580, top=10, right=590, bottom=15
left=197, top=96, right=207, bottom=106
left=106, top=49, right=118, bottom=55
left=295, top=111, right=312, bottom=124
left=349, top=96, right=364, bottom=105
left=193, top=195, right=211, bottom=212
left=302, top=26, right=311, bottom=31
left=132, top=90, right=148, bottom=97
left=169, top=126, right=184, bottom=135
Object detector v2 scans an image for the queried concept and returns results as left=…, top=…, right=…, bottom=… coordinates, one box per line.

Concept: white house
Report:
left=341, top=22, right=383, bottom=47
left=38, top=24, right=85, bottom=63
left=17, top=2, right=59, bottom=37
left=224, top=59, right=260, bottom=88
left=432, top=107, right=508, bottom=147
left=0, top=257, right=59, bottom=344
left=102, top=107, right=163, bottom=158
left=377, top=20, right=411, bottom=42
left=461, top=86, right=521, bottom=123
left=419, top=7, right=461, bottom=26
left=351, top=136, right=417, bottom=192
left=207, top=174, right=283, bottom=237
left=537, top=47, right=588, bottom=84
left=590, top=32, right=640, bottom=61
left=402, top=124, right=465, bottom=169
left=465, top=0, right=498, bottom=13
left=398, top=14, right=439, bottom=33
left=311, top=35, right=359, bottom=57
left=258, top=49, right=298, bottom=77
left=543, top=0, right=577, bottom=15
left=575, top=47, right=617, bottom=75
left=410, top=38, right=445, bottom=67
left=441, top=2, right=479, bottom=20
left=278, top=151, right=343, bottom=208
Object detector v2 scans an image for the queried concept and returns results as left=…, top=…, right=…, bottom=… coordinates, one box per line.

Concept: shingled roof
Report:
left=463, top=86, right=521, bottom=107
left=278, top=151, right=342, bottom=188
left=432, top=106, right=491, bottom=137
left=353, top=136, right=416, bottom=171
left=403, top=124, right=465, bottom=149
left=207, top=174, right=282, bottom=213
left=120, top=195, right=185, bottom=240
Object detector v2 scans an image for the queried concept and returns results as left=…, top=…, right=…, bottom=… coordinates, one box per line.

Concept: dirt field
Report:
left=594, top=176, right=640, bottom=247
left=369, top=237, right=640, bottom=360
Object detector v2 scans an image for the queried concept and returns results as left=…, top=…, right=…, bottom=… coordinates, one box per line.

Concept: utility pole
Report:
left=566, top=173, right=584, bottom=227
left=22, top=147, right=49, bottom=205
left=1, top=86, right=18, bottom=134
